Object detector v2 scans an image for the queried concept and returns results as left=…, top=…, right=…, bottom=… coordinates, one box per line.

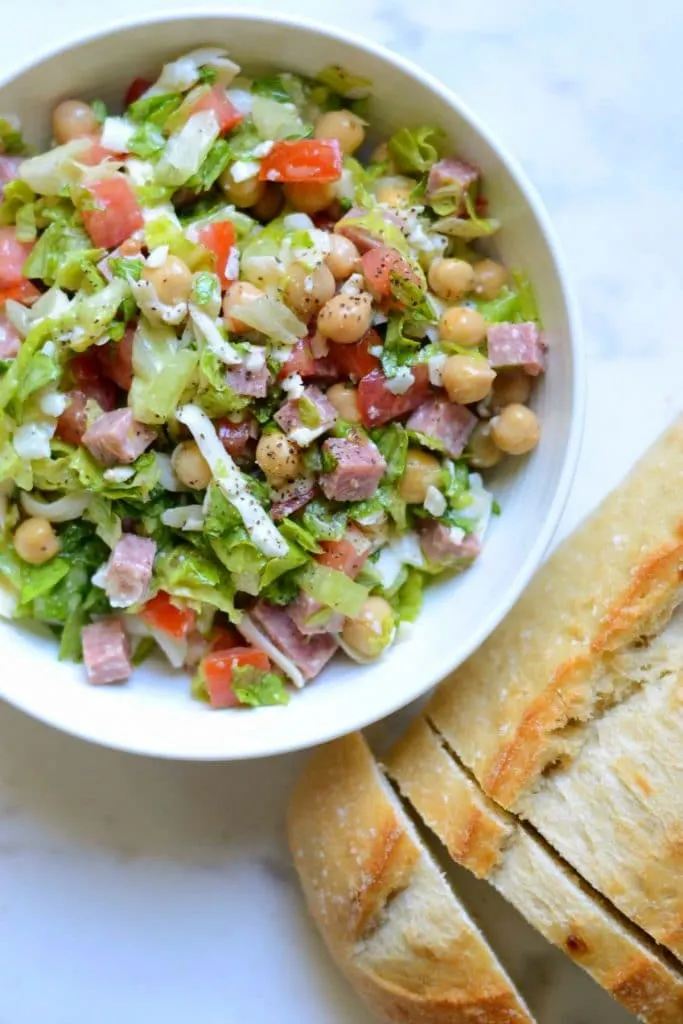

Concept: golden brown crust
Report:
left=288, top=732, right=533, bottom=1024
left=386, top=719, right=683, bottom=1023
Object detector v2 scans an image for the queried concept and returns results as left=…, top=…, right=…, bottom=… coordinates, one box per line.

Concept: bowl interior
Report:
left=0, top=13, right=582, bottom=759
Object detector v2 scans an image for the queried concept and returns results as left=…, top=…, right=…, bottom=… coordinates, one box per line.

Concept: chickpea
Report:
left=491, top=369, right=531, bottom=410
left=326, top=234, right=360, bottom=280
left=399, top=449, right=442, bottom=504
left=52, top=100, right=99, bottom=144
left=223, top=281, right=264, bottom=333
left=491, top=403, right=540, bottom=455
left=442, top=354, right=496, bottom=405
left=256, top=432, right=302, bottom=487
left=251, top=184, right=283, bottom=222
left=316, top=291, right=373, bottom=344
left=468, top=421, right=503, bottom=469
left=283, top=181, right=336, bottom=215
left=172, top=441, right=212, bottom=490
left=143, top=255, right=193, bottom=306
left=473, top=259, right=508, bottom=300
left=314, top=109, right=365, bottom=155
left=219, top=168, right=266, bottom=208
left=428, top=258, right=475, bottom=302
left=342, top=596, right=396, bottom=659
left=326, top=382, right=361, bottom=424
left=283, top=262, right=336, bottom=318
left=376, top=182, right=413, bottom=207
left=439, top=306, right=487, bottom=348
left=14, top=517, right=60, bottom=565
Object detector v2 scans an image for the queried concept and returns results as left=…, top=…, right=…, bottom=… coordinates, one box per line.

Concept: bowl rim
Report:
left=0, top=8, right=585, bottom=760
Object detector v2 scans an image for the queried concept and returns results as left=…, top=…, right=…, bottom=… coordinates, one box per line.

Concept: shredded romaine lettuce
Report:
left=315, top=66, right=372, bottom=100
left=156, top=111, right=221, bottom=187
left=299, top=562, right=368, bottom=617
left=387, top=125, right=446, bottom=175
left=129, top=319, right=198, bottom=424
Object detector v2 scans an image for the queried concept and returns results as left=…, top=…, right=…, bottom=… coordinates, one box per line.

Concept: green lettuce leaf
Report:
left=128, top=122, right=166, bottom=160
left=302, top=499, right=347, bottom=541
left=130, top=320, right=198, bottom=425
left=373, top=423, right=408, bottom=482
left=232, top=666, right=290, bottom=706
left=299, top=562, right=368, bottom=616
left=315, top=66, right=372, bottom=100
left=154, top=545, right=236, bottom=617
left=387, top=125, right=446, bottom=175
left=127, top=92, right=183, bottom=128
left=381, top=315, right=421, bottom=377
left=186, top=139, right=232, bottom=192
left=390, top=567, right=424, bottom=622
left=23, top=220, right=95, bottom=286
left=278, top=518, right=322, bottom=554
left=0, top=117, right=29, bottom=155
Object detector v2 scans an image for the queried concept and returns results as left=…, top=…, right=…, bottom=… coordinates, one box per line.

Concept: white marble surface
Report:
left=0, top=1, right=679, bottom=1021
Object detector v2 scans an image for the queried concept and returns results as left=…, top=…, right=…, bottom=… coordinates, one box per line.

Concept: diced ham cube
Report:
left=419, top=521, right=481, bottom=567
left=274, top=385, right=337, bottom=444
left=270, top=478, right=317, bottom=520
left=407, top=397, right=476, bottom=458
left=82, top=408, right=156, bottom=466
left=288, top=590, right=344, bottom=636
left=248, top=600, right=338, bottom=681
left=319, top=435, right=386, bottom=502
left=82, top=618, right=132, bottom=685
left=102, top=533, right=156, bottom=609
left=487, top=322, right=547, bottom=376
left=0, top=155, right=21, bottom=198
left=0, top=313, right=20, bottom=358
left=334, top=206, right=403, bottom=253
left=426, top=157, right=479, bottom=214
left=217, top=415, right=259, bottom=462
left=226, top=363, right=270, bottom=398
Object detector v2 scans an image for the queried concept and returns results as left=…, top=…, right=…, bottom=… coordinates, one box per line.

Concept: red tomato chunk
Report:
left=81, top=178, right=144, bottom=249
left=198, top=220, right=237, bottom=288
left=328, top=329, right=382, bottom=380
left=259, top=140, right=342, bottom=183
left=140, top=591, right=197, bottom=639
left=0, top=227, right=33, bottom=289
left=361, top=245, right=420, bottom=302
left=191, top=87, right=243, bottom=134
left=201, top=648, right=271, bottom=709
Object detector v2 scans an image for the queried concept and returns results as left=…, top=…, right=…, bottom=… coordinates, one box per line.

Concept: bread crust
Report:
left=386, top=719, right=683, bottom=1024
left=288, top=732, right=533, bottom=1024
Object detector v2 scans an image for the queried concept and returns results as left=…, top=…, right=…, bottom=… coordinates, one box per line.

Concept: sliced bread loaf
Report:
left=385, top=718, right=683, bottom=1024
left=288, top=731, right=534, bottom=1024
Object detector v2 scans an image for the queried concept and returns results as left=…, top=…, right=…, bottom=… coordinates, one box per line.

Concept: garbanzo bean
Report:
left=52, top=100, right=99, bottom=144
left=143, top=255, right=193, bottom=306
left=468, top=421, right=503, bottom=469
left=172, top=441, right=212, bottom=490
left=252, top=184, right=284, bottom=222
left=376, top=182, right=413, bottom=207
left=439, top=306, right=487, bottom=348
left=399, top=449, right=442, bottom=504
left=316, top=292, right=373, bottom=344
left=342, top=596, right=396, bottom=658
left=326, top=382, right=362, bottom=424
left=491, top=369, right=531, bottom=409
left=283, top=262, right=336, bottom=318
left=283, top=181, right=336, bottom=215
left=428, top=258, right=475, bottom=302
left=223, top=281, right=264, bottom=333
left=442, top=354, right=496, bottom=405
left=314, top=109, right=365, bottom=155
left=14, top=517, right=60, bottom=565
left=219, top=169, right=265, bottom=208
left=325, top=234, right=360, bottom=280
left=473, top=259, right=508, bottom=300
left=256, top=432, right=302, bottom=486
left=491, top=403, right=540, bottom=455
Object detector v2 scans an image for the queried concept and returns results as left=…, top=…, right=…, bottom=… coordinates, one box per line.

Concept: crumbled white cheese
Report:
left=226, top=88, right=254, bottom=116
left=230, top=159, right=260, bottom=183
left=457, top=472, right=495, bottom=540
left=38, top=390, right=68, bottom=417
left=281, top=373, right=305, bottom=400
left=100, top=117, right=135, bottom=153
left=424, top=485, right=447, bottom=517
left=126, top=158, right=155, bottom=185
left=242, top=345, right=267, bottom=372
left=289, top=425, right=328, bottom=447
left=283, top=213, right=315, bottom=232
left=103, top=467, right=136, bottom=483
left=386, top=366, right=415, bottom=395
left=146, top=245, right=169, bottom=268
left=368, top=345, right=383, bottom=358
left=428, top=353, right=448, bottom=387
left=13, top=421, right=54, bottom=460
left=225, top=245, right=240, bottom=282
left=251, top=140, right=274, bottom=158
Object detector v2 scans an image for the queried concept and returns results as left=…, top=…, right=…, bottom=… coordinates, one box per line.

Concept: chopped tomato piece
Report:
left=0, top=227, right=33, bottom=289
left=259, top=139, right=343, bottom=183
left=201, top=647, right=271, bottom=709
left=81, top=178, right=144, bottom=249
left=328, top=328, right=382, bottom=380
left=217, top=416, right=257, bottom=461
left=357, top=364, right=431, bottom=427
left=197, top=220, right=237, bottom=288
left=279, top=338, right=316, bottom=379
left=361, top=245, right=420, bottom=302
left=140, top=591, right=197, bottom=639
left=317, top=537, right=369, bottom=579
left=0, top=279, right=41, bottom=307
left=55, top=391, right=88, bottom=445
left=69, top=351, right=117, bottom=411
left=96, top=324, right=135, bottom=391
left=210, top=625, right=241, bottom=653
left=125, top=77, right=152, bottom=107
left=191, top=86, right=243, bottom=134
left=77, top=136, right=116, bottom=167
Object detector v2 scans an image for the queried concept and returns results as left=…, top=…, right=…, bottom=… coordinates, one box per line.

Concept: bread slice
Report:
left=385, top=718, right=683, bottom=1024
left=288, top=731, right=534, bottom=1023
left=424, top=416, right=683, bottom=958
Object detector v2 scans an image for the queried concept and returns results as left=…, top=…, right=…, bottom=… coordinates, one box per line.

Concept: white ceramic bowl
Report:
left=0, top=10, right=584, bottom=759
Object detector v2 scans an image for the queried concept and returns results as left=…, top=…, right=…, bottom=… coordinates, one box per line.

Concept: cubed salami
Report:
left=288, top=590, right=344, bottom=636
left=274, top=385, right=337, bottom=445
left=426, top=157, right=479, bottom=214
left=419, top=521, right=481, bottom=567
left=82, top=618, right=132, bottom=685
left=102, top=533, right=156, bottom=608
left=407, top=397, right=476, bottom=458
left=319, top=435, right=386, bottom=502
left=82, top=408, right=156, bottom=466
left=248, top=600, right=338, bottom=681
left=487, top=322, right=547, bottom=376
left=226, top=363, right=271, bottom=398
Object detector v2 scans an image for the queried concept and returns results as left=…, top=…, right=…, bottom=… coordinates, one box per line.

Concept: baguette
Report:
left=385, top=718, right=683, bottom=1023
left=425, top=416, right=683, bottom=958
left=288, top=732, right=534, bottom=1023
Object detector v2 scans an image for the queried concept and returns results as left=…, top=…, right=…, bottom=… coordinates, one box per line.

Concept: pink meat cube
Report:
left=319, top=436, right=386, bottom=502
left=248, top=601, right=338, bottom=681
left=82, top=408, right=156, bottom=466
left=274, top=385, right=337, bottom=444
left=426, top=157, right=479, bottom=213
left=82, top=618, right=132, bottom=685
left=487, top=322, right=547, bottom=376
left=270, top=478, right=317, bottom=521
left=103, top=534, right=156, bottom=608
left=420, top=521, right=481, bottom=567
left=407, top=398, right=476, bottom=458
left=226, top=363, right=270, bottom=398
left=287, top=590, right=344, bottom=636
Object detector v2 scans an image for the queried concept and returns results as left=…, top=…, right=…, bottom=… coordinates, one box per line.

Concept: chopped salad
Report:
left=0, top=49, right=547, bottom=710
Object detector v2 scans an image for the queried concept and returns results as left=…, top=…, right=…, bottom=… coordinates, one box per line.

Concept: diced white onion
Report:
left=20, top=491, right=90, bottom=522
left=146, top=245, right=169, bottom=268
left=386, top=366, right=415, bottom=395
left=160, top=505, right=206, bottom=531
left=226, top=88, right=254, bottom=115
left=13, top=421, right=54, bottom=460
left=281, top=373, right=305, bottom=400
left=423, top=485, right=446, bottom=517
left=100, top=117, right=136, bottom=153
left=230, top=159, right=260, bottom=183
